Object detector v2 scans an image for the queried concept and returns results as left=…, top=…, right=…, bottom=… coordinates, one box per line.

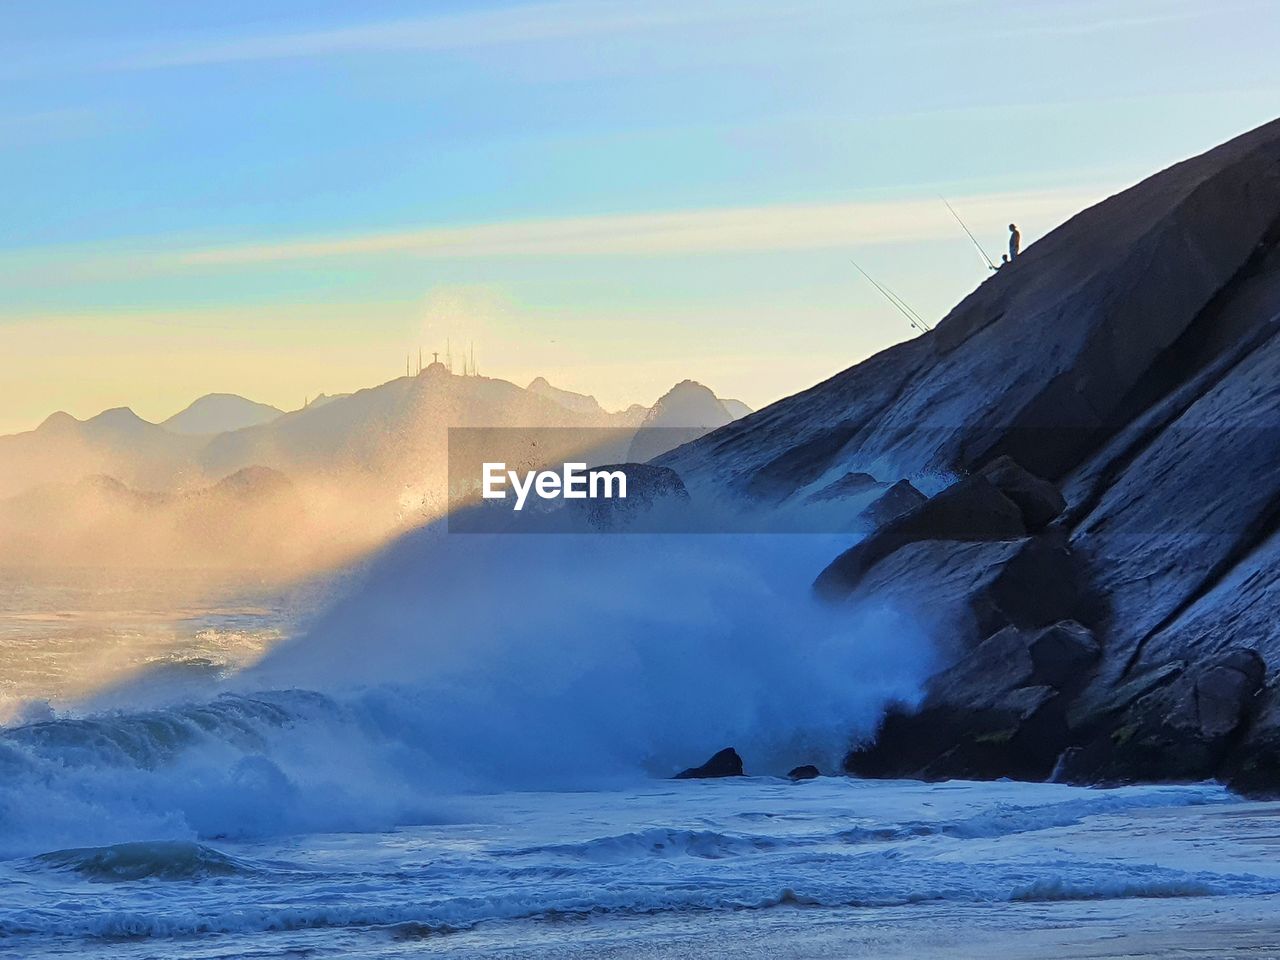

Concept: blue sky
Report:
left=2, top=0, right=1278, bottom=431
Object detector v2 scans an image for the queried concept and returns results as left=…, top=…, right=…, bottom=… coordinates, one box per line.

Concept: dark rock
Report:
left=1058, top=649, right=1265, bottom=784
left=932, top=620, right=1100, bottom=705
left=804, top=474, right=925, bottom=531
left=836, top=534, right=1088, bottom=664
left=843, top=539, right=1032, bottom=648
left=985, top=532, right=1087, bottom=631
left=848, top=685, right=1066, bottom=783
left=860, top=479, right=927, bottom=527
left=1198, top=650, right=1266, bottom=737
left=894, top=474, right=1027, bottom=543
left=787, top=764, right=820, bottom=781
left=846, top=621, right=1097, bottom=782
left=674, top=747, right=744, bottom=779
left=1028, top=620, right=1101, bottom=689
left=979, top=456, right=1066, bottom=531
left=1224, top=684, right=1280, bottom=796
left=814, top=474, right=1025, bottom=599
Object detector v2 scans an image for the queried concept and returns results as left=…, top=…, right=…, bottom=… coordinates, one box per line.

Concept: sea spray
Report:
left=0, top=519, right=940, bottom=852
left=244, top=521, right=940, bottom=783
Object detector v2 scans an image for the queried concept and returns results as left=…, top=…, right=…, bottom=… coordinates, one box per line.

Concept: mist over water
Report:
left=0, top=520, right=938, bottom=854
left=248, top=522, right=938, bottom=782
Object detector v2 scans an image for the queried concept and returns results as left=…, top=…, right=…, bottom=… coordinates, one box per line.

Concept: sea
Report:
left=3, top=533, right=1280, bottom=959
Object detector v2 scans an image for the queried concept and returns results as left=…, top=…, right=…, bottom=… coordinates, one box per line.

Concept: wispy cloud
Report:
left=119, top=0, right=790, bottom=70
left=165, top=187, right=1106, bottom=268
left=0, top=187, right=1111, bottom=289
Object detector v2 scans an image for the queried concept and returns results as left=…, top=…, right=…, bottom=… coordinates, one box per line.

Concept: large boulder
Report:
left=831, top=532, right=1088, bottom=660
left=814, top=474, right=1026, bottom=599
left=860, top=479, right=928, bottom=527
left=1028, top=620, right=1102, bottom=688
left=1224, top=685, right=1280, bottom=795
left=849, top=685, right=1066, bottom=783
left=674, top=747, right=744, bottom=779
left=1058, top=649, right=1265, bottom=784
left=930, top=620, right=1101, bottom=702
left=979, top=456, right=1066, bottom=532
left=846, top=621, right=1099, bottom=781
left=805, top=473, right=927, bottom=530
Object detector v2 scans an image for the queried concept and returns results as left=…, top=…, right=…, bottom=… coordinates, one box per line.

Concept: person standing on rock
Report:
left=1008, top=223, right=1021, bottom=260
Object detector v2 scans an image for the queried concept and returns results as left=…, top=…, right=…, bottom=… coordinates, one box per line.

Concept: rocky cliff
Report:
left=662, top=118, right=1280, bottom=793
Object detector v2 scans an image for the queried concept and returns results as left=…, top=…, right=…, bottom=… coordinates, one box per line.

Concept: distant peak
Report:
left=37, top=410, right=80, bottom=432
left=654, top=380, right=717, bottom=404
left=188, top=392, right=265, bottom=405
left=88, top=407, right=150, bottom=426
left=164, top=393, right=284, bottom=435
left=526, top=376, right=604, bottom=415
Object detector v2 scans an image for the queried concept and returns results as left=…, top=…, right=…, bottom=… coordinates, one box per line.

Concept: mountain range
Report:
left=0, top=370, right=750, bottom=569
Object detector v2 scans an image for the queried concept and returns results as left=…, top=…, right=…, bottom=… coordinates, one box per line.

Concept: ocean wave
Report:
left=31, top=840, right=252, bottom=882
left=0, top=529, right=940, bottom=854
left=837, top=787, right=1232, bottom=845
left=502, top=828, right=784, bottom=861
left=0, top=689, right=433, bottom=857
left=1, top=691, right=322, bottom=770
left=2, top=860, right=1271, bottom=941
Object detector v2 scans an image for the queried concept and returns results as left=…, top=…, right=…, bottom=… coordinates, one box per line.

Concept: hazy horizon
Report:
left=3, top=0, right=1279, bottom=434
left=5, top=365, right=733, bottom=436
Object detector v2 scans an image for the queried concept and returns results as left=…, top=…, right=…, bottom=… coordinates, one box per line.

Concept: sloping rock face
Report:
left=662, top=118, right=1280, bottom=793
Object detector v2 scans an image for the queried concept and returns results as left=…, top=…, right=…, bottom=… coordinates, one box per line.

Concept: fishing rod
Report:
left=850, top=259, right=932, bottom=333
left=877, top=278, right=933, bottom=333
left=850, top=259, right=933, bottom=334
left=941, top=196, right=997, bottom=271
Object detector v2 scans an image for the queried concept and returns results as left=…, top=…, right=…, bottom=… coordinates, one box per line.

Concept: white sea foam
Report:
left=0, top=779, right=1271, bottom=950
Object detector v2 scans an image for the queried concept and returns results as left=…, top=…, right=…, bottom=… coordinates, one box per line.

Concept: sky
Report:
left=1, top=0, right=1278, bottom=433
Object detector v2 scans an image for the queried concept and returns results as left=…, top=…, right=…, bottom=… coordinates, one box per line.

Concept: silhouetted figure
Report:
left=991, top=253, right=1011, bottom=272
left=1009, top=223, right=1021, bottom=260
